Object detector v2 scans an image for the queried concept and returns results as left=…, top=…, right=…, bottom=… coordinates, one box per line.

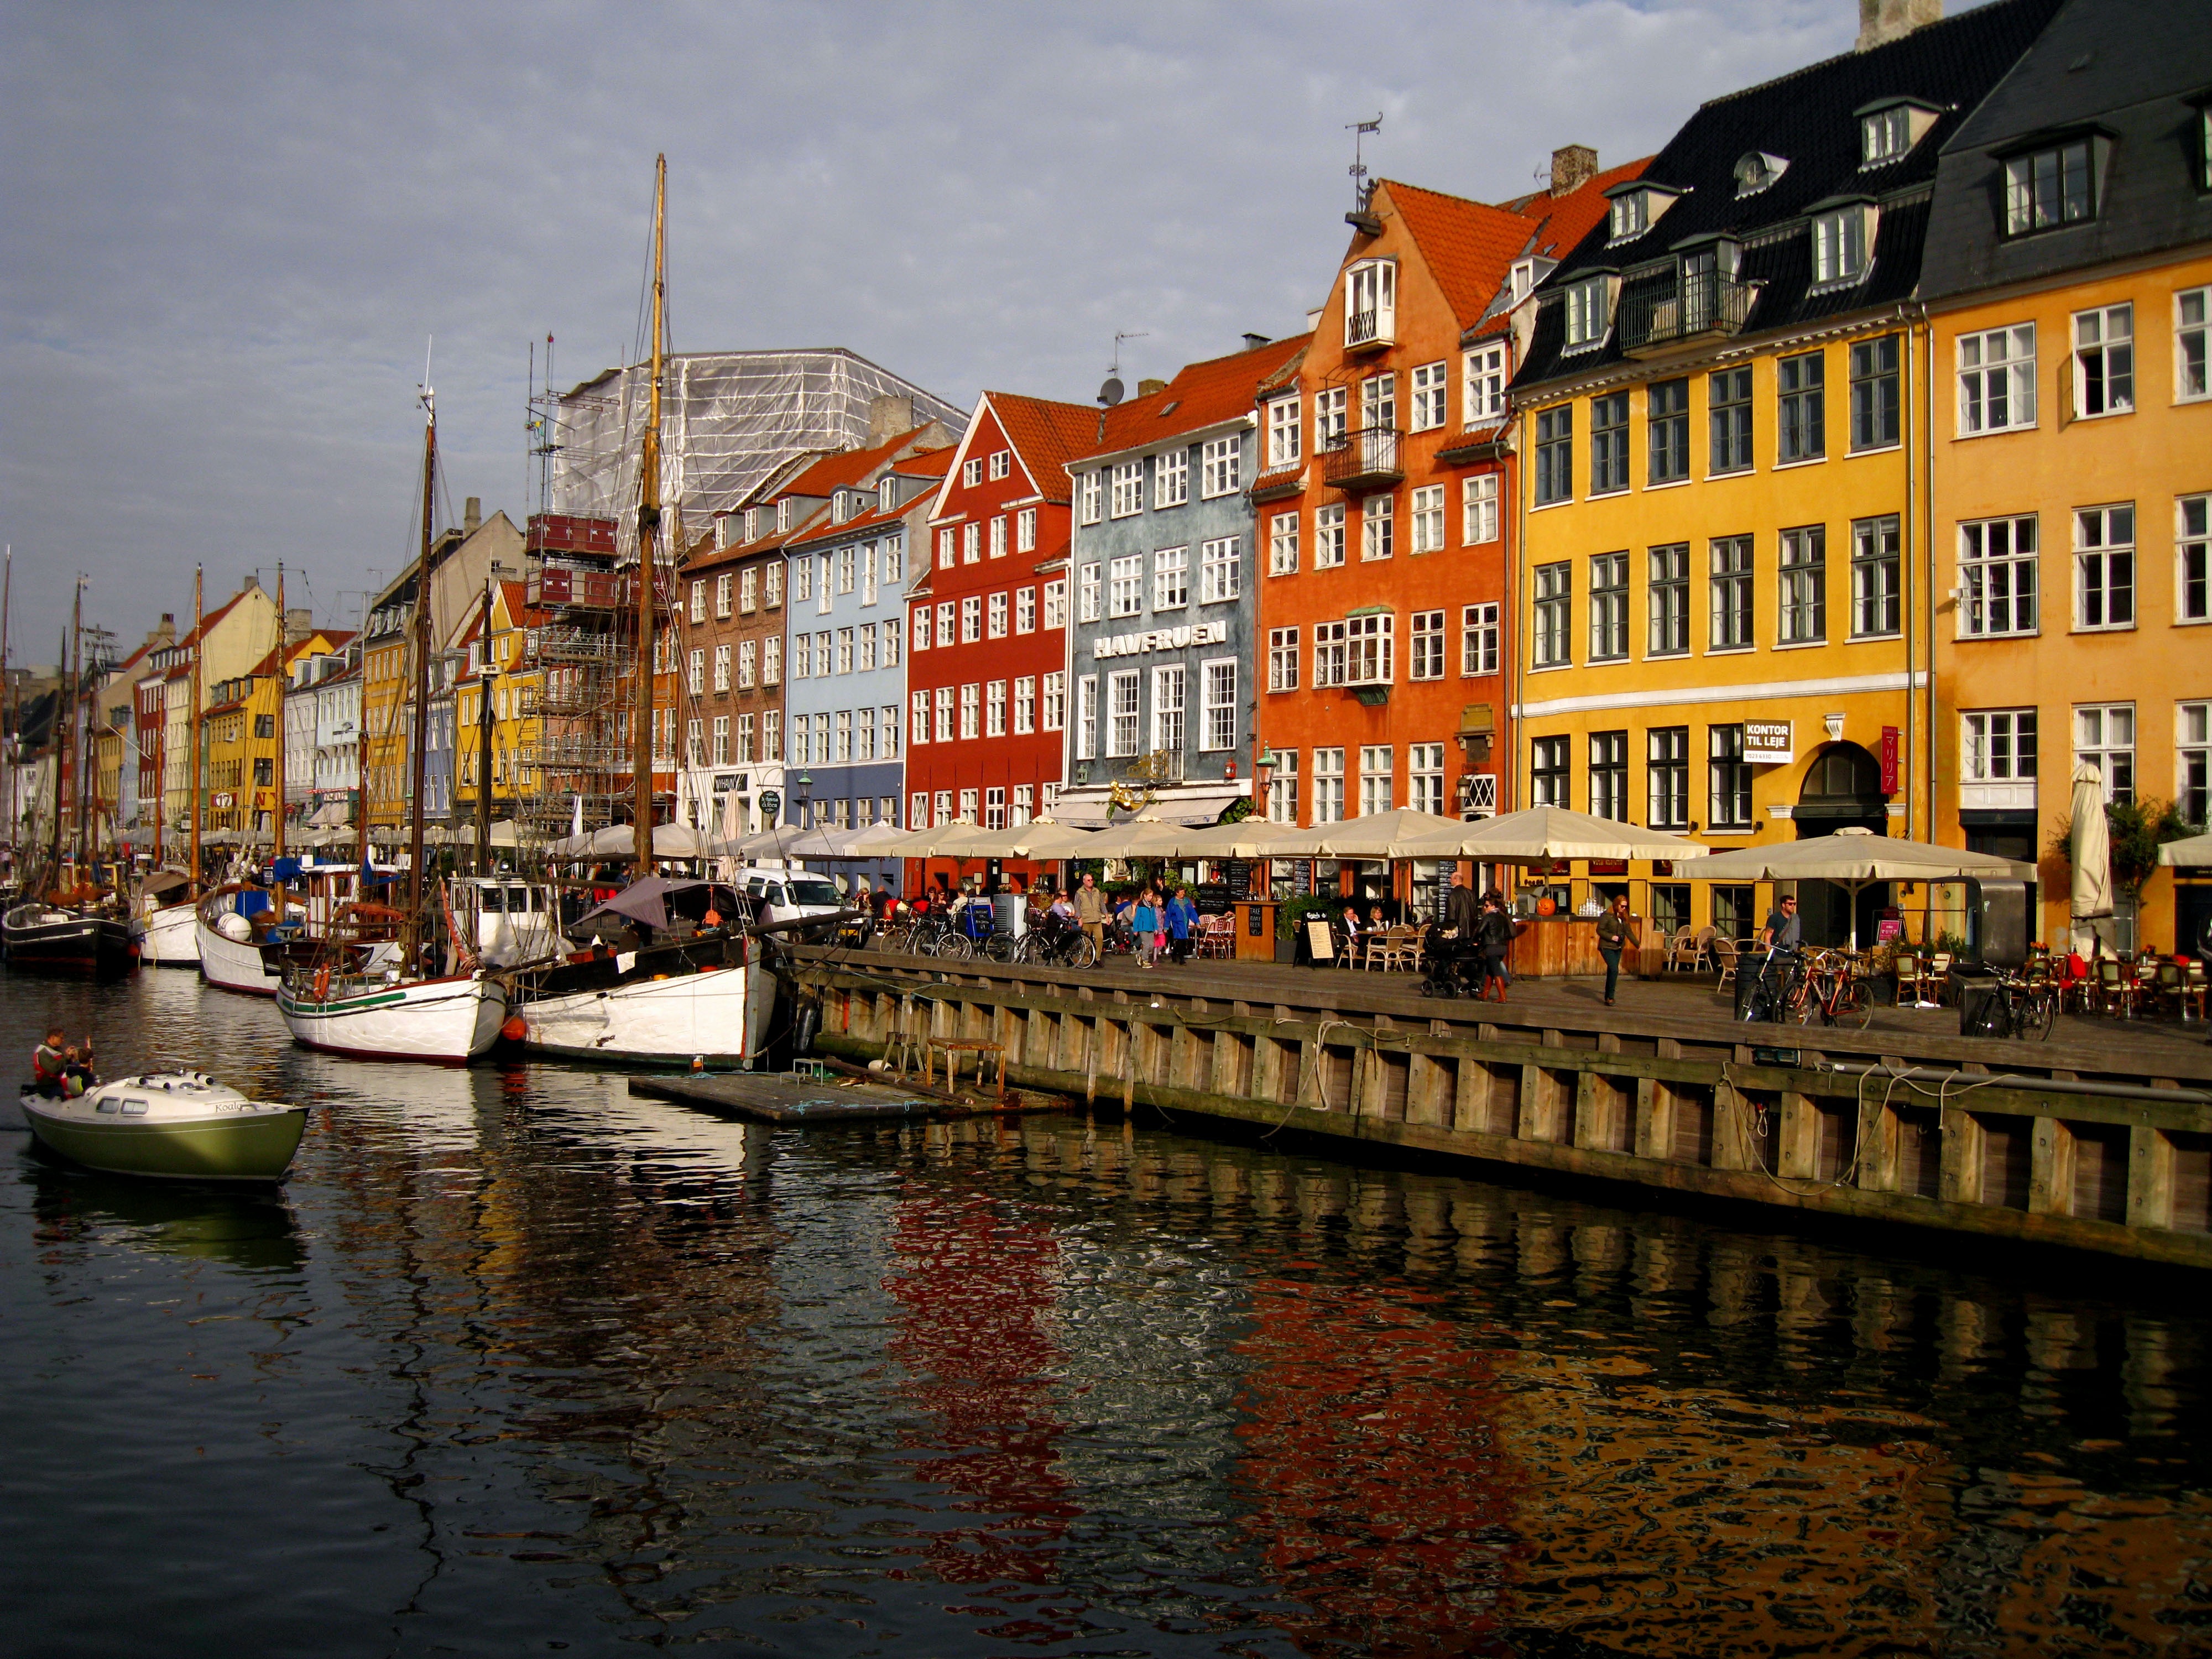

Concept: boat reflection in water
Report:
left=25, top=1160, right=303, bottom=1276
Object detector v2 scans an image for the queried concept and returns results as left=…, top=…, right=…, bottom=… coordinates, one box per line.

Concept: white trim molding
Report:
left=1514, top=669, right=1924, bottom=719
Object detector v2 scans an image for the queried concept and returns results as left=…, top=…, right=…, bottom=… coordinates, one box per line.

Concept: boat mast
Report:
left=189, top=565, right=203, bottom=889
left=1, top=546, right=12, bottom=867
left=477, top=575, right=495, bottom=875
left=46, top=624, right=66, bottom=882
left=67, top=578, right=84, bottom=870
left=632, top=154, right=666, bottom=880
left=273, top=562, right=287, bottom=862
left=408, top=363, right=437, bottom=926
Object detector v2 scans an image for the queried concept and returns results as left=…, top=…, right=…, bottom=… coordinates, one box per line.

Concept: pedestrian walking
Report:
left=1075, top=872, right=1105, bottom=957
left=1595, top=892, right=1640, bottom=1006
left=1165, top=885, right=1197, bottom=965
left=1131, top=890, right=1160, bottom=968
left=1475, top=894, right=1518, bottom=1002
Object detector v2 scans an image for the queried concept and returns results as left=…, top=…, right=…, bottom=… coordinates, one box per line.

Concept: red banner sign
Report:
left=1880, top=726, right=1900, bottom=794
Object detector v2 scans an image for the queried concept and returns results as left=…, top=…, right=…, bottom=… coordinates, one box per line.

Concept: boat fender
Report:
left=792, top=1001, right=821, bottom=1056
left=500, top=1015, right=528, bottom=1044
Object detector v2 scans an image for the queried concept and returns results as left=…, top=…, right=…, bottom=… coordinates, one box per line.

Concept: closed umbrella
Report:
left=1693, top=825, right=2032, bottom=950
left=2070, top=761, right=2114, bottom=955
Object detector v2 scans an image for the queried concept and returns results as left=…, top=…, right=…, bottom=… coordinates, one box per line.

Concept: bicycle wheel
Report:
left=984, top=933, right=1016, bottom=963
left=1066, top=933, right=1099, bottom=969
left=1837, top=978, right=1874, bottom=1029
left=2027, top=987, right=2057, bottom=1040
left=937, top=933, right=973, bottom=961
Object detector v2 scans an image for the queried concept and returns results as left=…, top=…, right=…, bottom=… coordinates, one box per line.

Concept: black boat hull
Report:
left=3, top=914, right=138, bottom=980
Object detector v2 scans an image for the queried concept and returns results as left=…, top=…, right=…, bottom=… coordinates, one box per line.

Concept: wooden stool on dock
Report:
left=926, top=1036, right=1006, bottom=1101
left=884, top=1005, right=929, bottom=1082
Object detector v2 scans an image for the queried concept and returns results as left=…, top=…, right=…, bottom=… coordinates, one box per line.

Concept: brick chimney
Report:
left=1856, top=0, right=1939, bottom=51
left=867, top=393, right=916, bottom=446
left=1550, top=144, right=1599, bottom=197
left=463, top=496, right=482, bottom=535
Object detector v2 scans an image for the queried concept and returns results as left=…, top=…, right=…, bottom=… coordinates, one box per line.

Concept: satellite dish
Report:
left=1098, top=375, right=1125, bottom=408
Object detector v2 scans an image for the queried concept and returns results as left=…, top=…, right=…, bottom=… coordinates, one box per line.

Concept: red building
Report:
left=905, top=392, right=1098, bottom=893
left=1254, top=149, right=1642, bottom=909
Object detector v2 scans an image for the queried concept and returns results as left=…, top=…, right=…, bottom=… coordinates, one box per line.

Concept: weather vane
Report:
left=1348, top=114, right=1383, bottom=215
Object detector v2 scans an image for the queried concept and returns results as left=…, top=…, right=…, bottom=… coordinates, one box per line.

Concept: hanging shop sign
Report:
left=1880, top=726, right=1900, bottom=794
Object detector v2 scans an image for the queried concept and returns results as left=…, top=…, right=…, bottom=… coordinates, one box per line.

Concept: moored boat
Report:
left=3, top=901, right=137, bottom=980
left=195, top=883, right=283, bottom=995
left=19, top=1072, right=308, bottom=1182
left=138, top=897, right=201, bottom=967
left=276, top=964, right=510, bottom=1064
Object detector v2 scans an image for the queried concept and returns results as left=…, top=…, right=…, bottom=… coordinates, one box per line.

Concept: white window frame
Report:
left=1312, top=619, right=1347, bottom=687
left=1314, top=385, right=1348, bottom=452
left=987, top=591, right=1008, bottom=639
left=1315, top=503, right=1347, bottom=569
left=738, top=639, right=757, bottom=688
left=1109, top=554, right=1144, bottom=618
left=739, top=567, right=758, bottom=613
left=1408, top=743, right=1446, bottom=817
left=1152, top=665, right=1186, bottom=754
left=1345, top=613, right=1393, bottom=685
left=911, top=606, right=931, bottom=652
left=1267, top=626, right=1300, bottom=691
left=1312, top=747, right=1346, bottom=823
left=1042, top=578, right=1067, bottom=630
left=961, top=595, right=982, bottom=643
left=1563, top=276, right=1610, bottom=349
left=1153, top=545, right=1189, bottom=611
left=962, top=523, right=980, bottom=565
left=1269, top=512, right=1299, bottom=575
left=1266, top=397, right=1301, bottom=468
left=1463, top=343, right=1506, bottom=427
left=1811, top=205, right=1871, bottom=288
left=1266, top=751, right=1298, bottom=823
left=963, top=457, right=983, bottom=488
left=1107, top=670, right=1140, bottom=758
left=1959, top=515, right=2039, bottom=638
left=2072, top=302, right=2134, bottom=419
left=1042, top=671, right=1065, bottom=732
left=1409, top=484, right=1445, bottom=554
left=1463, top=473, right=1499, bottom=546
left=2178, top=288, right=2209, bottom=404
left=1200, top=435, right=1241, bottom=498
left=881, top=618, right=900, bottom=667
left=934, top=685, right=954, bottom=744
left=1957, top=324, right=2037, bottom=435
left=1360, top=494, right=1394, bottom=562
left=1015, top=586, right=1036, bottom=634
left=1013, top=675, right=1035, bottom=734
left=1359, top=745, right=1394, bottom=817
left=1409, top=609, right=1446, bottom=681
left=2178, top=700, right=2209, bottom=826
left=836, top=627, right=853, bottom=675
left=1076, top=675, right=1097, bottom=759
left=1155, top=447, right=1190, bottom=508
left=1533, top=561, right=1571, bottom=668
left=959, top=681, right=980, bottom=741
left=1199, top=536, right=1239, bottom=603
left=1078, top=562, right=1101, bottom=623
left=2074, top=702, right=2135, bottom=804
left=1462, top=603, right=1499, bottom=677
left=1961, top=708, right=2037, bottom=785
left=1079, top=471, right=1104, bottom=525
left=989, top=449, right=1011, bottom=481
left=985, top=679, right=1006, bottom=738
left=714, top=572, right=732, bottom=618
left=713, top=643, right=731, bottom=692
left=1110, top=461, right=1144, bottom=518
left=762, top=636, right=780, bottom=685
left=989, top=516, right=1008, bottom=559
left=1200, top=659, right=1236, bottom=753
left=1345, top=258, right=1396, bottom=347
left=2179, top=494, right=2209, bottom=625
left=1016, top=507, right=1037, bottom=551
left=2074, top=504, right=2135, bottom=632
left=1410, top=362, right=1447, bottom=432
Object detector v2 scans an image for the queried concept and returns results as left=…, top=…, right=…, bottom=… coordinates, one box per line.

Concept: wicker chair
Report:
left=1893, top=953, right=1923, bottom=1006
left=1712, top=935, right=1740, bottom=995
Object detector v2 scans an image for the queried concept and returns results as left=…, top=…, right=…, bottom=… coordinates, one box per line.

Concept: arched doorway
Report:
left=1796, top=742, right=1888, bottom=947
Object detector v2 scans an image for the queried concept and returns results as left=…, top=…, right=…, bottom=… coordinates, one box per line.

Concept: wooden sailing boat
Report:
left=142, top=567, right=212, bottom=968
left=275, top=360, right=508, bottom=1062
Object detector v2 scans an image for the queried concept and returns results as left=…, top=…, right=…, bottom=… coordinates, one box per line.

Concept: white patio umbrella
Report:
left=1396, top=806, right=1715, bottom=863
left=1692, top=825, right=2032, bottom=950
left=2070, top=761, right=2114, bottom=955
left=1309, top=808, right=1474, bottom=859
left=1080, top=814, right=1190, bottom=859
left=2157, top=831, right=2212, bottom=868
left=1157, top=816, right=1311, bottom=860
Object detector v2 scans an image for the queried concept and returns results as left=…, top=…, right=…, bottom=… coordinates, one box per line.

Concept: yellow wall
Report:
left=1515, top=319, right=1930, bottom=938
left=1931, top=251, right=2212, bottom=955
left=456, top=588, right=541, bottom=813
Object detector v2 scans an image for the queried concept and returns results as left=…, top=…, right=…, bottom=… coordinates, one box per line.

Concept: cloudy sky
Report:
left=1, top=0, right=1854, bottom=659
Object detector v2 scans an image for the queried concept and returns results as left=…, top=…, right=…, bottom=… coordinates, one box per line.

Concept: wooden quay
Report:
left=793, top=946, right=2212, bottom=1269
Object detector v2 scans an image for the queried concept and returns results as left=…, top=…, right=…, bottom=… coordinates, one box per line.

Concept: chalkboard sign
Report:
left=1222, top=859, right=1253, bottom=897
left=1248, top=905, right=1264, bottom=937
left=1193, top=883, right=1233, bottom=915
left=1307, top=919, right=1335, bottom=961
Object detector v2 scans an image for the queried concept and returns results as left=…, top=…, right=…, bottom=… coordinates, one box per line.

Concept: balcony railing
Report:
left=534, top=627, right=634, bottom=666
left=1345, top=306, right=1393, bottom=350
left=1320, top=426, right=1404, bottom=491
left=1618, top=273, right=1760, bottom=357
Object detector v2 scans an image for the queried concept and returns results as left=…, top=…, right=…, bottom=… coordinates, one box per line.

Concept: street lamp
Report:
left=795, top=771, right=813, bottom=829
left=1254, top=750, right=1277, bottom=801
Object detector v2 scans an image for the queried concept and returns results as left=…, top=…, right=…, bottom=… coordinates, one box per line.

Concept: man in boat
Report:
left=32, top=1027, right=95, bottom=1098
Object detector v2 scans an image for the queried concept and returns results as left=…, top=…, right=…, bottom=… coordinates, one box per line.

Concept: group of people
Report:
left=1432, top=875, right=1530, bottom=1002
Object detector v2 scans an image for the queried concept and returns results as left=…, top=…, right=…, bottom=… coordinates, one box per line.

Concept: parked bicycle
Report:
left=1016, top=920, right=1099, bottom=969
left=1794, top=950, right=1875, bottom=1029
left=1738, top=946, right=1807, bottom=1024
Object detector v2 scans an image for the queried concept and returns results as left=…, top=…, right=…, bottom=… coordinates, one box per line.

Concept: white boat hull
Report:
left=197, top=917, right=278, bottom=995
left=277, top=972, right=509, bottom=1065
left=139, top=901, right=201, bottom=967
left=518, top=964, right=759, bottom=1065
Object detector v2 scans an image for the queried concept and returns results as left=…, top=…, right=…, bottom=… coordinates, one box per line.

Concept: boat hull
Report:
left=138, top=900, right=201, bottom=967
left=518, top=963, right=755, bottom=1066
left=196, top=916, right=279, bottom=995
left=20, top=1095, right=307, bottom=1182
left=3, top=911, right=137, bottom=980
left=277, top=973, right=509, bottom=1064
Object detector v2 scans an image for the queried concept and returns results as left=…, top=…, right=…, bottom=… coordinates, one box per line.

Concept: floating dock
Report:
left=627, top=1068, right=1060, bottom=1125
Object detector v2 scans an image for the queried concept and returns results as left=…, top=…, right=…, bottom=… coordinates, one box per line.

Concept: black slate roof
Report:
left=1516, top=0, right=2066, bottom=388
left=1919, top=0, right=2212, bottom=300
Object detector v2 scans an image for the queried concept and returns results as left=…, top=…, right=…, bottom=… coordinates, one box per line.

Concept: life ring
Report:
left=312, top=965, right=331, bottom=1001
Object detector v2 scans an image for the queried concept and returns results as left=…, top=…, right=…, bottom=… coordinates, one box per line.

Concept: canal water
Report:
left=2, top=971, right=2206, bottom=1657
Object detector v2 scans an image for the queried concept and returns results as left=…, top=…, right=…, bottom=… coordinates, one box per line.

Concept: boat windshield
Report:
left=786, top=881, right=842, bottom=908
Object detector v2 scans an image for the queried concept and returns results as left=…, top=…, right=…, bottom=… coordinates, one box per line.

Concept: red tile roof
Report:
left=1519, top=155, right=1653, bottom=263
left=981, top=392, right=1104, bottom=504
left=1079, top=334, right=1311, bottom=461
left=780, top=426, right=952, bottom=501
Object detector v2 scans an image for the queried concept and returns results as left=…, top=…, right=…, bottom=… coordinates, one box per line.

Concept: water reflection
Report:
left=1, top=972, right=2206, bottom=1656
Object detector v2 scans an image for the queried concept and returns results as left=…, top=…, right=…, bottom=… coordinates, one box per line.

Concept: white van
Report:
left=734, top=866, right=848, bottom=936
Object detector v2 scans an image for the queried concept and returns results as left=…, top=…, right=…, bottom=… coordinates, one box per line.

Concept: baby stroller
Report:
left=1420, top=925, right=1483, bottom=998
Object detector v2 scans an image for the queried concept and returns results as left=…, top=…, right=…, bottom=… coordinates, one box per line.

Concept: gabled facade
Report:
left=138, top=579, right=280, bottom=858
left=1062, top=334, right=1309, bottom=826
left=1510, top=0, right=2063, bottom=946
left=284, top=630, right=357, bottom=830
left=906, top=392, right=1095, bottom=879
left=455, top=581, right=547, bottom=833
left=1919, top=0, right=2212, bottom=955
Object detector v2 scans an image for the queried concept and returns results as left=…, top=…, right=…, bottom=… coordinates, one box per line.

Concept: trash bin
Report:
left=1955, top=963, right=2006, bottom=1037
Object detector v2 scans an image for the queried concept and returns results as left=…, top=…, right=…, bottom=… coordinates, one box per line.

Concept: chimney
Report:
left=1857, top=0, right=1939, bottom=50
left=1242, top=332, right=1271, bottom=352
left=867, top=393, right=916, bottom=446
left=1138, top=377, right=1168, bottom=398
left=463, top=496, right=482, bottom=535
left=285, top=606, right=313, bottom=644
left=242, top=572, right=260, bottom=591
left=1550, top=144, right=1599, bottom=197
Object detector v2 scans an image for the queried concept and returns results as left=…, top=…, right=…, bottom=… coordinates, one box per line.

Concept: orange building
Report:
left=1254, top=151, right=1642, bottom=912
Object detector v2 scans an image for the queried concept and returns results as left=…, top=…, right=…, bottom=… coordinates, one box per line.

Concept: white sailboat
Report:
left=136, top=881, right=200, bottom=968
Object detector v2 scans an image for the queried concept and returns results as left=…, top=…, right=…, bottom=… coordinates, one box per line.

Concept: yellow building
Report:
left=454, top=579, right=545, bottom=827
left=1508, top=0, right=2066, bottom=948
left=1919, top=9, right=2212, bottom=956
left=200, top=633, right=344, bottom=839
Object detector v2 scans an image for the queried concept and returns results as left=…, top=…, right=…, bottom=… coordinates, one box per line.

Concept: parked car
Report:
left=735, top=867, right=848, bottom=941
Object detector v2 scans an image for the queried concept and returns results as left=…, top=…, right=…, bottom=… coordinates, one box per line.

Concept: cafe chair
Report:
left=1893, top=953, right=1923, bottom=1006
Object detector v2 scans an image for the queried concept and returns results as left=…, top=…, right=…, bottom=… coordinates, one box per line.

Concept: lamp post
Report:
left=1254, top=750, right=1277, bottom=811
left=795, top=771, right=813, bottom=831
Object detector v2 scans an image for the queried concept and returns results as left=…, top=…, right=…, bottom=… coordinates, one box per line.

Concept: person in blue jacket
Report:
left=1130, top=889, right=1160, bottom=968
left=1165, top=885, right=1198, bottom=965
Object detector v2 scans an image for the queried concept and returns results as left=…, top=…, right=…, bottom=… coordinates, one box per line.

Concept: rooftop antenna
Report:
left=1098, top=330, right=1149, bottom=407
left=1348, top=113, right=1383, bottom=221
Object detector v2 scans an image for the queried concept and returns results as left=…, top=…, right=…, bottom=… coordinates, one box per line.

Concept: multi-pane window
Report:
left=1535, top=406, right=1573, bottom=504
left=1409, top=484, right=1445, bottom=554
left=709, top=716, right=729, bottom=766
left=1648, top=727, right=1689, bottom=828
left=1312, top=620, right=1348, bottom=686
left=1152, top=666, right=1186, bottom=754
left=764, top=562, right=782, bottom=607
left=1201, top=435, right=1240, bottom=497
left=961, top=596, right=982, bottom=643
left=1851, top=515, right=1901, bottom=638
left=816, top=632, right=836, bottom=677
left=1960, top=515, right=2038, bottom=637
left=837, top=627, right=855, bottom=674
left=2005, top=139, right=2093, bottom=234
left=1709, top=725, right=1751, bottom=827
left=1015, top=587, right=1036, bottom=634
left=1109, top=555, right=1144, bottom=618
left=1361, top=495, right=1395, bottom=561
left=1044, top=674, right=1066, bottom=732
left=835, top=710, right=853, bottom=763
left=1079, top=471, right=1104, bottom=525
left=740, top=567, right=758, bottom=612
left=1200, top=537, right=1239, bottom=603
left=1409, top=743, right=1446, bottom=815
left=762, top=636, right=780, bottom=684
left=1590, top=392, right=1629, bottom=494
left=1156, top=448, right=1190, bottom=508
left=1861, top=104, right=1912, bottom=166
left=1709, top=367, right=1752, bottom=473
left=1315, top=385, right=1348, bottom=452
left=982, top=787, right=1005, bottom=831
left=1811, top=206, right=1867, bottom=286
left=689, top=580, right=706, bottom=623
left=737, top=712, right=755, bottom=764
left=990, top=450, right=1010, bottom=481
left=962, top=524, right=980, bottom=564
left=1312, top=748, right=1346, bottom=823
left=1530, top=736, right=1568, bottom=807
left=1462, top=604, right=1499, bottom=677
left=1016, top=509, right=1036, bottom=552
left=1777, top=351, right=1825, bottom=462
left=686, top=649, right=705, bottom=697
left=1410, top=362, right=1448, bottom=431
left=936, top=528, right=956, bottom=570
left=1266, top=751, right=1298, bottom=824
left=2075, top=703, right=2134, bottom=802
left=1107, top=671, right=1140, bottom=757
left=1850, top=335, right=1901, bottom=450
left=2073, top=304, right=2133, bottom=417
left=1564, top=276, right=1609, bottom=348
left=1042, top=579, right=1066, bottom=630
left=1345, top=614, right=1393, bottom=684
left=1359, top=747, right=1394, bottom=817
left=1154, top=546, right=1189, bottom=610
left=684, top=718, right=703, bottom=765
left=1075, top=676, right=1097, bottom=759
left=1268, top=627, right=1300, bottom=691
left=1777, top=526, right=1827, bottom=644
left=1648, top=544, right=1689, bottom=656
left=837, top=546, right=857, bottom=593
left=1316, top=503, right=1347, bottom=568
left=1463, top=343, right=1506, bottom=425
left=738, top=639, right=757, bottom=688
left=1958, top=324, right=2037, bottom=433
left=934, top=686, right=954, bottom=743
left=959, top=681, right=980, bottom=740
left=1360, top=372, right=1396, bottom=432
left=1269, top=512, right=1300, bottom=575
left=988, top=517, right=1008, bottom=559
left=1110, top=461, right=1143, bottom=518
left=1961, top=709, right=2037, bottom=785
left=2075, top=505, right=2135, bottom=630
left=1410, top=610, right=1447, bottom=680
left=985, top=679, right=1006, bottom=738
left=963, top=458, right=984, bottom=488
left=1711, top=537, right=1755, bottom=650
left=884, top=535, right=904, bottom=583
left=1463, top=474, right=1499, bottom=544
left=1533, top=562, right=1571, bottom=667
left=1589, top=552, right=1629, bottom=661
left=2180, top=495, right=2209, bottom=623
left=713, top=643, right=731, bottom=692
left=763, top=708, right=781, bottom=759
left=2178, top=702, right=2209, bottom=826
left=912, top=606, right=932, bottom=652
left=2179, top=289, right=2209, bottom=402
left=1202, top=660, right=1237, bottom=752
left=1267, top=397, right=1302, bottom=467
left=714, top=572, right=733, bottom=617
left=1588, top=731, right=1628, bottom=820
left=1078, top=562, right=1101, bottom=622
left=1648, top=378, right=1689, bottom=483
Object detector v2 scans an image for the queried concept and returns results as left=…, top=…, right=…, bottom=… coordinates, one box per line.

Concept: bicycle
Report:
left=1990, top=970, right=2058, bottom=1040
left=1018, top=923, right=1099, bottom=969
left=1738, top=946, right=1807, bottom=1024
left=1795, top=950, right=1874, bottom=1029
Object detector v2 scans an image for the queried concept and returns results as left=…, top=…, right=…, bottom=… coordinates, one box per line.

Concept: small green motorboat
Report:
left=18, top=1072, right=308, bottom=1183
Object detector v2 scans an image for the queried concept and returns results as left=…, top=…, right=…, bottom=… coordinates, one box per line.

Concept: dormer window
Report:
left=1812, top=202, right=1875, bottom=287
left=879, top=477, right=896, bottom=513
left=1858, top=98, right=1940, bottom=168
left=1345, top=258, right=1396, bottom=348
left=2004, top=136, right=2096, bottom=234
left=1510, top=256, right=1556, bottom=302
left=1563, top=276, right=1613, bottom=349
left=1734, top=151, right=1788, bottom=197
left=776, top=498, right=794, bottom=533
left=1604, top=184, right=1679, bottom=244
left=744, top=506, right=765, bottom=541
